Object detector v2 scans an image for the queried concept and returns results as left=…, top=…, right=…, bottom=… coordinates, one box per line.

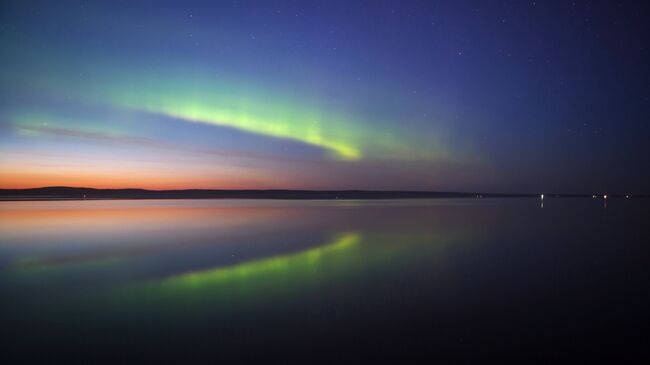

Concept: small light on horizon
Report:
left=540, top=194, right=544, bottom=200
left=604, top=194, right=608, bottom=199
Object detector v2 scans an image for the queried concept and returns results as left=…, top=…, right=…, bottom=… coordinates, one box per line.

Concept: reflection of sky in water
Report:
left=0, top=199, right=487, bottom=318
left=1, top=198, right=649, bottom=361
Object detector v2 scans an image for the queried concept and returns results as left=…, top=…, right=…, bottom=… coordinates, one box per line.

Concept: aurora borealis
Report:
left=1, top=1, right=649, bottom=192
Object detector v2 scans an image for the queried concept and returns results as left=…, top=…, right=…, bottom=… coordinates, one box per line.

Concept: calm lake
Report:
left=1, top=198, right=648, bottom=362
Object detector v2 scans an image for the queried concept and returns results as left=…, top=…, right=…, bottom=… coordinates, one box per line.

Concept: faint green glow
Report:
left=2, top=45, right=460, bottom=162
left=156, top=103, right=360, bottom=160
left=166, top=232, right=360, bottom=289
left=11, top=112, right=129, bottom=136
left=94, top=70, right=454, bottom=162
left=104, top=75, right=364, bottom=160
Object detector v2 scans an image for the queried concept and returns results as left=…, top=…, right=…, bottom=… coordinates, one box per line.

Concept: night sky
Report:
left=1, top=1, right=648, bottom=193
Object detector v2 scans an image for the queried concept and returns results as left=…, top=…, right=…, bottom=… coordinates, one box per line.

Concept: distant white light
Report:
left=604, top=194, right=608, bottom=199
left=540, top=194, right=544, bottom=200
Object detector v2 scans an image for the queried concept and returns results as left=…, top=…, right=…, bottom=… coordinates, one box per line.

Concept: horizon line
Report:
left=0, top=186, right=645, bottom=197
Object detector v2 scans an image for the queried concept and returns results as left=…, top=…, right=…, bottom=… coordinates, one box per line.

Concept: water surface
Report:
left=1, top=198, right=648, bottom=362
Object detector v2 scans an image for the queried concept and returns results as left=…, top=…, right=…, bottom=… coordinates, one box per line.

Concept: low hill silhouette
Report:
left=0, top=186, right=544, bottom=200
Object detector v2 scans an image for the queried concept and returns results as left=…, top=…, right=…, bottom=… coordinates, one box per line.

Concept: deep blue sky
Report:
left=1, top=0, right=648, bottom=193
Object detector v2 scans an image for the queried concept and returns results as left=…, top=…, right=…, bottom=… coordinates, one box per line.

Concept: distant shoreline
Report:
left=0, top=187, right=645, bottom=201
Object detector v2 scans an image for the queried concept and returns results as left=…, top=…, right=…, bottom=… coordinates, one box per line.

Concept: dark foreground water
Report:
left=1, top=198, right=648, bottom=363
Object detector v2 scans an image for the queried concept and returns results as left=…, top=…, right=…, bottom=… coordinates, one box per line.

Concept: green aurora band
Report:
left=106, top=74, right=455, bottom=162
left=3, top=49, right=456, bottom=162
left=107, top=77, right=364, bottom=160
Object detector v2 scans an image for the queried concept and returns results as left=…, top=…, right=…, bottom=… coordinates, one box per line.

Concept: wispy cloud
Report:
left=13, top=124, right=316, bottom=164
